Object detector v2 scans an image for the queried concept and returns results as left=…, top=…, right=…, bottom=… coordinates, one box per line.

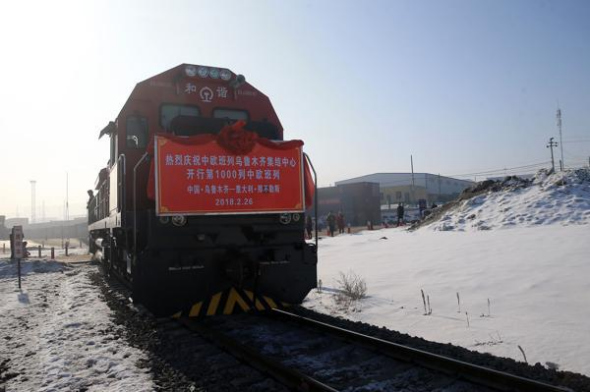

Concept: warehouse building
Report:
left=336, top=173, right=473, bottom=207
left=312, top=182, right=381, bottom=227
left=311, top=173, right=472, bottom=227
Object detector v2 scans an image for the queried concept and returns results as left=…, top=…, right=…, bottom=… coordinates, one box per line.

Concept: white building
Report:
left=336, top=173, right=473, bottom=205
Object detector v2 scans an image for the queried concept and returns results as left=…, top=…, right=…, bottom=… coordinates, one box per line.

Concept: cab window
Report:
left=126, top=116, right=148, bottom=148
left=213, top=109, right=248, bottom=121
left=160, top=104, right=200, bottom=130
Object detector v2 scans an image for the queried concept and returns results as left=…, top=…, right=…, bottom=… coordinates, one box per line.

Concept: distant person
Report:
left=336, top=211, right=346, bottom=234
left=22, top=241, right=29, bottom=258
left=396, top=203, right=405, bottom=226
left=305, top=215, right=313, bottom=239
left=9, top=232, right=14, bottom=259
left=418, top=199, right=427, bottom=219
left=326, top=211, right=336, bottom=237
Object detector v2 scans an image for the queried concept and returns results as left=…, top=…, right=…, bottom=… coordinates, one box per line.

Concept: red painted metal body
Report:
left=116, top=64, right=284, bottom=213
left=88, top=64, right=317, bottom=317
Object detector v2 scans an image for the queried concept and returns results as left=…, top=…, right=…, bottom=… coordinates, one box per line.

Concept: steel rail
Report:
left=270, top=309, right=573, bottom=392
left=178, top=317, right=340, bottom=392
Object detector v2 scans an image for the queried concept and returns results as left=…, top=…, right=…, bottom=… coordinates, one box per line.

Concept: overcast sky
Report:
left=1, top=0, right=589, bottom=220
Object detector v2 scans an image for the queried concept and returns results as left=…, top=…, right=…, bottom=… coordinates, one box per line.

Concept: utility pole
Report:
left=410, top=155, right=415, bottom=205
left=557, top=108, right=564, bottom=170
left=65, top=172, right=69, bottom=221
left=30, top=180, right=36, bottom=224
left=547, top=137, right=558, bottom=172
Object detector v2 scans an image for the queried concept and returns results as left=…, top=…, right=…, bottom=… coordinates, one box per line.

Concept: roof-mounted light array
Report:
left=185, top=65, right=233, bottom=81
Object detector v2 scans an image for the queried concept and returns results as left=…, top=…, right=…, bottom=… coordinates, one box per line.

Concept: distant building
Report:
left=3, top=217, right=87, bottom=241
left=336, top=173, right=473, bottom=206
left=5, top=217, right=29, bottom=228
left=312, top=182, right=381, bottom=227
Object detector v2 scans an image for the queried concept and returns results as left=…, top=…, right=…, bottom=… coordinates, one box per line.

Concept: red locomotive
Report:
left=88, top=64, right=317, bottom=317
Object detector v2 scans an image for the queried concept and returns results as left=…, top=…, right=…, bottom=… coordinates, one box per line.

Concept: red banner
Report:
left=154, top=135, right=306, bottom=215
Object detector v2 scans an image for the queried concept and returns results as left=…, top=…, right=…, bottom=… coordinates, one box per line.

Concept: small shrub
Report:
left=335, top=271, right=367, bottom=312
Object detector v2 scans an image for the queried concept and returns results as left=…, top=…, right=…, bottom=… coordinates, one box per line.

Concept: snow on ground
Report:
left=428, top=168, right=590, bottom=231
left=1, top=168, right=588, bottom=389
left=0, top=255, right=153, bottom=391
left=304, top=169, right=590, bottom=376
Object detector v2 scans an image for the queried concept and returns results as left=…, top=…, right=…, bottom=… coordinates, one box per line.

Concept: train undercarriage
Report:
left=89, top=211, right=317, bottom=317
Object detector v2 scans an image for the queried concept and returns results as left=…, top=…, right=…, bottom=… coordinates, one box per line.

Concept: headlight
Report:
left=279, top=213, right=291, bottom=225
left=185, top=65, right=197, bottom=77
left=209, top=68, right=220, bottom=79
left=220, top=69, right=232, bottom=81
left=292, top=213, right=301, bottom=222
left=159, top=216, right=170, bottom=224
left=197, top=66, right=209, bottom=78
left=172, top=215, right=187, bottom=227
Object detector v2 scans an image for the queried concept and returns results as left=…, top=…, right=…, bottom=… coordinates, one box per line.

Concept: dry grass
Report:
left=335, top=271, right=367, bottom=312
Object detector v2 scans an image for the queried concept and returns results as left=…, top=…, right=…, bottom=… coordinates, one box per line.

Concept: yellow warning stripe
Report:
left=176, top=289, right=289, bottom=318
left=189, top=302, right=202, bottom=317
left=264, top=296, right=278, bottom=309
left=223, top=288, right=251, bottom=314
left=244, top=290, right=266, bottom=311
left=207, top=292, right=222, bottom=316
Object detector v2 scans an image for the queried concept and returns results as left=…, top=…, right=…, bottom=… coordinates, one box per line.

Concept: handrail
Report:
left=133, top=152, right=150, bottom=258
left=118, top=154, right=126, bottom=226
left=303, top=153, right=318, bottom=248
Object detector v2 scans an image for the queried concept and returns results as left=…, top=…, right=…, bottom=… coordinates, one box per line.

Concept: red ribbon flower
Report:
left=217, top=120, right=259, bottom=155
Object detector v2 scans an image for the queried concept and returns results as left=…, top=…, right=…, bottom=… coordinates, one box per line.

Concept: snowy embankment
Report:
left=428, top=168, right=590, bottom=231
left=0, top=257, right=153, bottom=391
left=303, top=168, right=590, bottom=376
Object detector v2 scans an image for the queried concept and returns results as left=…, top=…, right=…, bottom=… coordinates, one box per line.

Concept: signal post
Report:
left=12, top=225, right=24, bottom=289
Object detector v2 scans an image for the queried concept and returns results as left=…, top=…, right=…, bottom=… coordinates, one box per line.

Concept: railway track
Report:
left=95, top=268, right=582, bottom=391
left=180, top=309, right=574, bottom=392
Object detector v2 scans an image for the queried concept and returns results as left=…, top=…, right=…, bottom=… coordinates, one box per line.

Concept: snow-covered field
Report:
left=0, top=254, right=153, bottom=391
left=1, top=168, right=588, bottom=391
left=304, top=169, right=590, bottom=376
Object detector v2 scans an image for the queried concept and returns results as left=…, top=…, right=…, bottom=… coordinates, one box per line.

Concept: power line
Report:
left=449, top=161, right=550, bottom=178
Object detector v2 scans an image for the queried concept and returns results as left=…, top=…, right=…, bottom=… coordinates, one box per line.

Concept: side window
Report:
left=160, top=104, right=200, bottom=130
left=213, top=109, right=248, bottom=121
left=126, top=116, right=148, bottom=148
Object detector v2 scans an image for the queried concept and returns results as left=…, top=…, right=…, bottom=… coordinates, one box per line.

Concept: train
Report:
left=88, top=64, right=318, bottom=318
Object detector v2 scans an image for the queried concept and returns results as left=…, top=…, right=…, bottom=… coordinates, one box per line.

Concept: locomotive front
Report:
left=88, top=64, right=317, bottom=317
